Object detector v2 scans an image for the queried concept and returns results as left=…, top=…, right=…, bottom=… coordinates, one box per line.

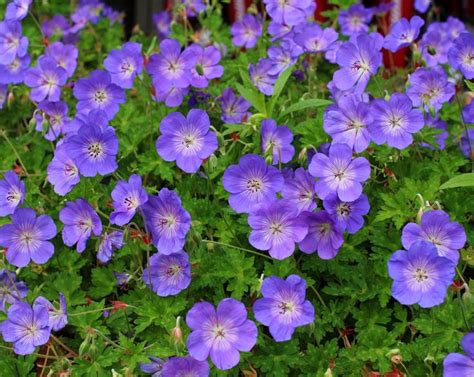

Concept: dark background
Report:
left=104, top=0, right=474, bottom=35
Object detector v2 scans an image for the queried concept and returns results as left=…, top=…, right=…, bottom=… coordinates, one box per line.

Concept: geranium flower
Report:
left=253, top=275, right=314, bottom=342
left=156, top=109, right=218, bottom=173
left=298, top=210, right=344, bottom=259
left=248, top=200, right=308, bottom=260
left=222, top=154, right=284, bottom=213
left=401, top=210, right=466, bottom=264
left=0, top=302, right=51, bottom=355
left=231, top=15, right=262, bottom=49
left=186, top=298, right=257, bottom=370
left=142, top=251, right=191, bottom=297
left=0, top=170, right=25, bottom=216
left=309, top=143, right=370, bottom=202
left=370, top=93, right=424, bottom=150
left=0, top=208, right=57, bottom=267
left=141, top=188, right=191, bottom=254
left=59, top=198, right=102, bottom=253
left=387, top=241, right=456, bottom=308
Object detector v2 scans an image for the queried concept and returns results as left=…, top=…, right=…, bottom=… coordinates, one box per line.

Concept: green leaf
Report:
left=465, top=80, right=474, bottom=92
left=439, top=173, right=474, bottom=190
left=268, top=66, right=294, bottom=117
left=235, top=82, right=267, bottom=115
left=280, top=98, right=333, bottom=117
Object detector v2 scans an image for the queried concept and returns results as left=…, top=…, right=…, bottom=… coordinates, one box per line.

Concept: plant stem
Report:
left=69, top=306, right=116, bottom=316
left=50, top=335, right=79, bottom=358
left=201, top=240, right=273, bottom=260
left=455, top=92, right=474, bottom=171
left=0, top=130, right=30, bottom=176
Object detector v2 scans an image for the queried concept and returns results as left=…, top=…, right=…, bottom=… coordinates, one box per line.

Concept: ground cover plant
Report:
left=0, top=0, right=473, bottom=375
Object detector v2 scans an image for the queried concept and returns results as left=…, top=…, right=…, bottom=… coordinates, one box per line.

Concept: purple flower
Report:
left=73, top=70, right=126, bottom=120
left=459, top=129, right=474, bottom=160
left=263, top=0, right=313, bottom=26
left=45, top=42, right=78, bottom=78
left=407, top=67, right=455, bottom=113
left=419, top=30, right=449, bottom=67
left=338, top=4, right=372, bottom=37
left=142, top=188, right=191, bottom=255
left=110, top=174, right=148, bottom=226
left=24, top=56, right=67, bottom=102
left=268, top=21, right=294, bottom=42
left=0, top=208, right=56, bottom=268
left=33, top=293, right=68, bottom=331
left=387, top=240, right=455, bottom=308
left=231, top=15, right=263, bottom=49
left=152, top=11, right=171, bottom=39
left=423, top=115, right=448, bottom=150
left=323, top=94, right=372, bottom=153
left=324, top=40, right=342, bottom=64
left=114, top=272, right=131, bottom=286
left=0, top=302, right=51, bottom=355
left=0, top=170, right=25, bottom=216
left=152, top=77, right=189, bottom=107
left=0, top=84, right=7, bottom=109
left=47, top=145, right=80, bottom=196
left=183, top=0, right=206, bottom=17
left=415, top=0, right=431, bottom=14
left=294, top=24, right=338, bottom=53
left=323, top=193, right=369, bottom=234
left=443, top=332, right=474, bottom=377
left=219, top=88, right=251, bottom=124
left=147, top=39, right=197, bottom=88
left=156, top=109, right=218, bottom=174
left=41, top=15, right=70, bottom=38
left=0, top=54, right=30, bottom=84
left=383, top=16, right=424, bottom=52
left=37, top=100, right=69, bottom=141
left=103, top=5, right=122, bottom=24
left=309, top=143, right=370, bottom=202
left=97, top=231, right=123, bottom=264
left=140, top=356, right=165, bottom=376
left=65, top=110, right=119, bottom=177
left=401, top=210, right=466, bottom=265
left=0, top=21, right=28, bottom=64
left=448, top=33, right=474, bottom=80
left=186, top=44, right=224, bottom=88
left=186, top=298, right=257, bottom=370
left=253, top=275, right=314, bottom=341
left=5, top=0, right=32, bottom=21
left=248, top=200, right=308, bottom=260
left=281, top=168, right=316, bottom=214
left=59, top=198, right=102, bottom=253
left=267, top=41, right=302, bottom=76
left=104, top=42, right=143, bottom=89
left=142, top=251, right=191, bottom=296
left=162, top=356, right=209, bottom=376
left=0, top=269, right=27, bottom=313
left=444, top=16, right=466, bottom=41
left=333, top=34, right=382, bottom=94
left=222, top=154, right=284, bottom=213
left=249, top=58, right=276, bottom=96
left=370, top=93, right=424, bottom=150
left=298, top=210, right=344, bottom=259
left=260, top=119, right=295, bottom=164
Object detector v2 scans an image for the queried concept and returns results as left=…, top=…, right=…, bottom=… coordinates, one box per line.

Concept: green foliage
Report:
left=0, top=1, right=472, bottom=376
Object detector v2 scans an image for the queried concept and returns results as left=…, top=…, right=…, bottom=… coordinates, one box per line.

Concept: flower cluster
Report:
left=0, top=0, right=472, bottom=375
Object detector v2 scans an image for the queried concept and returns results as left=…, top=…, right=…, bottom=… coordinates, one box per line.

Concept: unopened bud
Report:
left=391, top=355, right=402, bottom=364
left=323, top=368, right=333, bottom=377
left=171, top=316, right=183, bottom=345
left=7, top=91, right=14, bottom=106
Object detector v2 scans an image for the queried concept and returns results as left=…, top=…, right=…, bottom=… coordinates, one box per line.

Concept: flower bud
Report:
left=171, top=316, right=183, bottom=345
